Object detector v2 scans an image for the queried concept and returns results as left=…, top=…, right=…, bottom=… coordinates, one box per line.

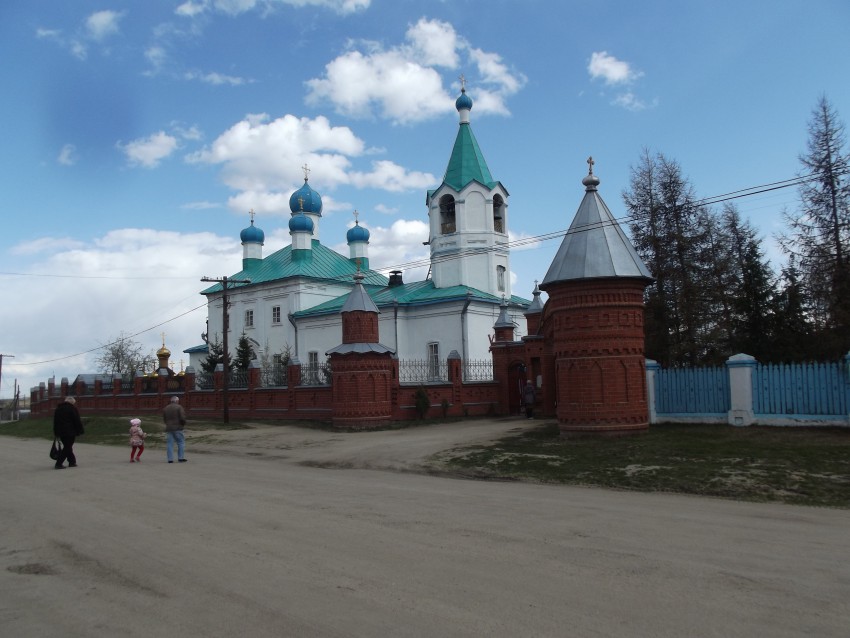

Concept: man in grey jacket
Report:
left=163, top=396, right=188, bottom=463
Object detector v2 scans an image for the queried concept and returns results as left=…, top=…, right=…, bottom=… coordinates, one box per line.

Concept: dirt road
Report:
left=2, top=419, right=848, bottom=637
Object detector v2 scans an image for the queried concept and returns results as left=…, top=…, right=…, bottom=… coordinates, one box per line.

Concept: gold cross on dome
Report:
left=249, top=208, right=255, bottom=223
left=298, top=196, right=304, bottom=211
left=459, top=74, right=466, bottom=91
left=302, top=163, right=310, bottom=181
left=160, top=332, right=166, bottom=347
left=587, top=156, right=595, bottom=175
left=355, top=258, right=362, bottom=272
left=353, top=209, right=359, bottom=224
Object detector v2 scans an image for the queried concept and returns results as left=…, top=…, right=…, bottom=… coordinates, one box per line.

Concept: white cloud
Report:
left=374, top=203, right=398, bottom=215
left=186, top=113, right=365, bottom=211
left=118, top=132, right=180, bottom=168
left=588, top=51, right=642, bottom=85
left=333, top=218, right=430, bottom=278
left=57, top=144, right=78, bottom=166
left=613, top=92, right=651, bottom=111
left=185, top=70, right=251, bottom=86
left=85, top=10, right=124, bottom=41
left=306, top=18, right=525, bottom=124
left=2, top=229, right=244, bottom=398
left=181, top=201, right=221, bottom=210
left=35, top=28, right=62, bottom=39
left=177, top=0, right=370, bottom=17
left=407, top=17, right=459, bottom=68
left=349, top=160, right=436, bottom=192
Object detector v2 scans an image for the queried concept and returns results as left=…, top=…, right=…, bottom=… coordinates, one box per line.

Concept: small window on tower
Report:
left=245, top=310, right=254, bottom=328
left=439, top=195, right=456, bottom=234
left=497, top=265, right=506, bottom=292
left=493, top=194, right=505, bottom=233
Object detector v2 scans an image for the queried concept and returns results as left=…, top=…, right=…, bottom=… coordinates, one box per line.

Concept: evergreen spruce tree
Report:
left=201, top=334, right=227, bottom=373
left=624, top=150, right=713, bottom=365
left=234, top=333, right=256, bottom=371
left=780, top=96, right=850, bottom=354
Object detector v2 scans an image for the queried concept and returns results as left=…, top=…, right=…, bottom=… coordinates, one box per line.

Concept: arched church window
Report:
left=493, top=194, right=505, bottom=233
left=497, top=265, right=506, bottom=292
left=440, top=195, right=456, bottom=234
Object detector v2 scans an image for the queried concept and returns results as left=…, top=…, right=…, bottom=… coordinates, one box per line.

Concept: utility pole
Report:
left=200, top=276, right=251, bottom=423
left=0, top=354, right=13, bottom=403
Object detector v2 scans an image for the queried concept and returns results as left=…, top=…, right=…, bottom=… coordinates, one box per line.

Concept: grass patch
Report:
left=436, top=423, right=850, bottom=508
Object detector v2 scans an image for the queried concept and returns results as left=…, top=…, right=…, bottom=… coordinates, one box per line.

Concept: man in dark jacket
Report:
left=53, top=396, right=84, bottom=469
left=163, top=396, right=188, bottom=463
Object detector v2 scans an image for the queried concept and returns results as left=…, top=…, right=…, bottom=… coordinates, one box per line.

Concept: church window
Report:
left=245, top=310, right=254, bottom=328
left=497, top=265, right=506, bottom=292
left=427, top=342, right=440, bottom=379
left=493, top=194, right=505, bottom=233
left=439, top=195, right=456, bottom=234
left=272, top=305, right=281, bottom=324
left=307, top=351, right=319, bottom=384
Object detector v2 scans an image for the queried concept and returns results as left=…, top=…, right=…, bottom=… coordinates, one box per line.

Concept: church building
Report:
left=187, top=87, right=530, bottom=372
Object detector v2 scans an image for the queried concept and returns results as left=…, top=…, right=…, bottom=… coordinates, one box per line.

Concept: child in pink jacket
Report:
left=129, top=418, right=146, bottom=462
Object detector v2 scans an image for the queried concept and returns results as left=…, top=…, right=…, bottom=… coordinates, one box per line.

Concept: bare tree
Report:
left=94, top=333, right=155, bottom=377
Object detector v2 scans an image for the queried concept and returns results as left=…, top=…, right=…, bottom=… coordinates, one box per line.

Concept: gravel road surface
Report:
left=1, top=419, right=848, bottom=637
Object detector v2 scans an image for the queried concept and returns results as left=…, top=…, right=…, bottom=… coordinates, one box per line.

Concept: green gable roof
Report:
left=442, top=123, right=497, bottom=191
left=294, top=279, right=530, bottom=319
left=201, top=239, right=388, bottom=295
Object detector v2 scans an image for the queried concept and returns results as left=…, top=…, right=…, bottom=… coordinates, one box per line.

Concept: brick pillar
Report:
left=248, top=361, right=261, bottom=390
left=47, top=377, right=55, bottom=397
left=113, top=376, right=122, bottom=396
left=448, top=350, right=462, bottom=410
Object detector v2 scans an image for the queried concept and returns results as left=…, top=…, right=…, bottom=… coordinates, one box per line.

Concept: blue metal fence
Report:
left=753, top=362, right=849, bottom=416
left=655, top=366, right=730, bottom=415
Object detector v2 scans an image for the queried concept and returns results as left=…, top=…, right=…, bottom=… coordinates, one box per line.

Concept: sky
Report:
left=2, top=0, right=849, bottom=401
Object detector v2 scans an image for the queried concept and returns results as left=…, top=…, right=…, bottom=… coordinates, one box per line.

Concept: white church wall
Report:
left=461, top=190, right=487, bottom=231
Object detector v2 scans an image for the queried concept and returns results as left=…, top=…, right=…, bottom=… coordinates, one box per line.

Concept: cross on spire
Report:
left=353, top=209, right=359, bottom=225
left=587, top=156, right=595, bottom=175
left=459, top=73, right=466, bottom=92
left=160, top=332, right=167, bottom=347
left=249, top=208, right=255, bottom=224
left=301, top=163, right=310, bottom=181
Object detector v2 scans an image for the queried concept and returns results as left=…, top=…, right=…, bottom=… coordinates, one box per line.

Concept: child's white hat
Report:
left=130, top=418, right=141, bottom=426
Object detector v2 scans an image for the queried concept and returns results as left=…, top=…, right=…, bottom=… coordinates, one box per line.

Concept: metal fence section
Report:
left=398, top=359, right=448, bottom=384
left=463, top=359, right=494, bottom=382
left=260, top=366, right=288, bottom=388
left=301, top=362, right=332, bottom=386
left=229, top=370, right=248, bottom=389
left=753, top=361, right=849, bottom=416
left=196, top=372, right=214, bottom=390
left=655, top=366, right=730, bottom=414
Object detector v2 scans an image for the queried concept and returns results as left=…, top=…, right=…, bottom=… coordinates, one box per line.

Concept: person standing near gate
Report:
left=522, top=380, right=537, bottom=420
left=162, top=396, right=188, bottom=463
left=53, top=396, right=84, bottom=469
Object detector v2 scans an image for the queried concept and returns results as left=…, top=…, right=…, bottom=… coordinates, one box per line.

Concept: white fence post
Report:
left=726, top=353, right=756, bottom=426
left=645, top=359, right=659, bottom=424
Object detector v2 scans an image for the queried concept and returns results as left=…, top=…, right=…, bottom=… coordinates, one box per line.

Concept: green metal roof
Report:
left=442, top=123, right=498, bottom=191
left=201, top=240, right=388, bottom=295
left=294, top=279, right=530, bottom=318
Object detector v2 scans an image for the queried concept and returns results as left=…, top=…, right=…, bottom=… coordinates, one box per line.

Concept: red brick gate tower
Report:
left=539, top=160, right=654, bottom=436
left=327, top=272, right=396, bottom=429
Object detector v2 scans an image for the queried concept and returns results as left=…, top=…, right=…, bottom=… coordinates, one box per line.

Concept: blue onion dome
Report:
left=346, top=220, right=370, bottom=243
left=240, top=219, right=265, bottom=244
left=289, top=179, right=323, bottom=216
left=455, top=87, right=473, bottom=112
left=289, top=212, right=314, bottom=233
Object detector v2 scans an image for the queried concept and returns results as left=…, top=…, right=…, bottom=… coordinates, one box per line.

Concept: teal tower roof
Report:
left=441, top=87, right=497, bottom=191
